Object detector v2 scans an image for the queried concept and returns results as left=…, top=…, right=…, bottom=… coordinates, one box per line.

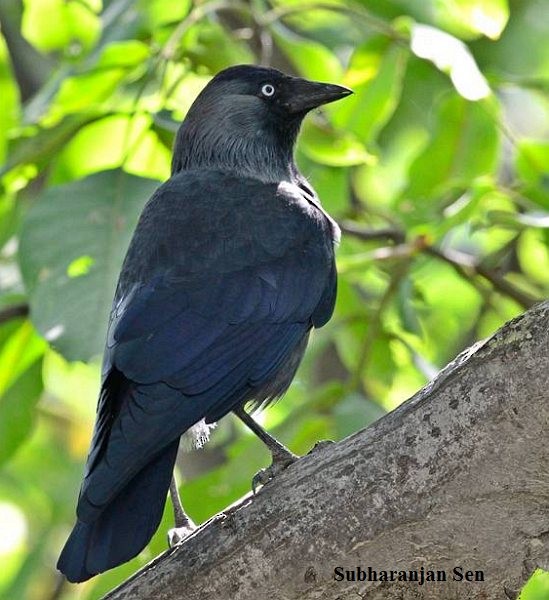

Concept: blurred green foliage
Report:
left=0, top=0, right=547, bottom=598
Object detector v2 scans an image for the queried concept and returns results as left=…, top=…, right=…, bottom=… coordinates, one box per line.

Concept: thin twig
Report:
left=340, top=222, right=405, bottom=244
left=161, top=1, right=252, bottom=61
left=258, top=2, right=401, bottom=40
left=425, top=246, right=538, bottom=309
left=342, top=222, right=538, bottom=309
left=0, top=303, right=29, bottom=326
left=161, top=0, right=400, bottom=64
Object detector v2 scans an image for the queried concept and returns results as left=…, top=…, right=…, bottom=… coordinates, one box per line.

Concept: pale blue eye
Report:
left=261, top=84, right=275, bottom=97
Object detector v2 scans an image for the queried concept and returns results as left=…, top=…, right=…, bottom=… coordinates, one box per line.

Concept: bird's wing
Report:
left=106, top=172, right=337, bottom=387
left=78, top=170, right=337, bottom=519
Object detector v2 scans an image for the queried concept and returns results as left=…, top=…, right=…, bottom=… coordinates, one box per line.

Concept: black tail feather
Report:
left=58, top=439, right=179, bottom=583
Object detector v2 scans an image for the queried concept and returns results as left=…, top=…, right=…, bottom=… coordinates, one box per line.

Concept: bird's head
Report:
left=172, top=65, right=352, bottom=181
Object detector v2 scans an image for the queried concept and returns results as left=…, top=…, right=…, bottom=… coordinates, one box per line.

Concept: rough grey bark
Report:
left=104, top=301, right=549, bottom=600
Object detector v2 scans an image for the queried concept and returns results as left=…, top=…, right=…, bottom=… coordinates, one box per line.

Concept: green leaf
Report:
left=49, top=113, right=171, bottom=183
left=413, top=258, right=482, bottom=364
left=0, top=320, right=46, bottom=466
left=473, top=0, right=549, bottom=78
left=0, top=32, right=19, bottom=165
left=433, top=0, right=509, bottom=40
left=0, top=321, right=45, bottom=395
left=0, top=193, right=19, bottom=251
left=378, top=0, right=509, bottom=40
left=22, top=0, right=102, bottom=54
left=297, top=160, right=349, bottom=216
left=515, top=140, right=549, bottom=185
left=272, top=25, right=343, bottom=82
left=519, top=569, right=549, bottom=600
left=515, top=139, right=549, bottom=210
left=299, top=120, right=374, bottom=167
left=331, top=38, right=408, bottom=143
left=47, top=69, right=127, bottom=121
left=0, top=116, right=95, bottom=177
left=0, top=358, right=44, bottom=466
left=19, top=169, right=159, bottom=361
left=410, top=24, right=490, bottom=100
left=96, top=40, right=150, bottom=69
left=138, top=0, right=191, bottom=30
left=406, top=94, right=499, bottom=201
left=181, top=21, right=254, bottom=73
left=396, top=276, right=422, bottom=335
left=517, top=230, right=549, bottom=287
left=42, top=350, right=100, bottom=419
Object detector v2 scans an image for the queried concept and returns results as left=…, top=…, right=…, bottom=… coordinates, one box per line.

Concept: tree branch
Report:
left=104, top=302, right=549, bottom=600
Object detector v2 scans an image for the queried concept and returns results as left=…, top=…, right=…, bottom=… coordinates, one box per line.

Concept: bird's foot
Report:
left=252, top=447, right=299, bottom=494
left=167, top=518, right=196, bottom=547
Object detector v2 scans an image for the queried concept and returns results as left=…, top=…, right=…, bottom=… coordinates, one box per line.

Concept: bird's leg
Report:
left=235, top=407, right=298, bottom=493
left=167, top=476, right=196, bottom=547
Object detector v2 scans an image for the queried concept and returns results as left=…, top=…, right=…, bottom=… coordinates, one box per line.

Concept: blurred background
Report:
left=0, top=0, right=548, bottom=598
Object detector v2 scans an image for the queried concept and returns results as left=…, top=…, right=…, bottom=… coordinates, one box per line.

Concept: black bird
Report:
left=57, top=64, right=352, bottom=583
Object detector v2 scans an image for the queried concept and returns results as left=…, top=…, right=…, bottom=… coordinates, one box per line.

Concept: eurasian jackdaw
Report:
left=57, top=64, right=352, bottom=583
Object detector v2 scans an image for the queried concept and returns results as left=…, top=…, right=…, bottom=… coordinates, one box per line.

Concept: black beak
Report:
left=284, top=78, right=353, bottom=114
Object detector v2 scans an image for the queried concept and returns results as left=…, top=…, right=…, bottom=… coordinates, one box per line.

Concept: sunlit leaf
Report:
left=138, top=0, right=191, bottom=30
left=411, top=24, right=490, bottom=100
left=46, top=69, right=127, bottom=122
left=163, top=70, right=211, bottom=120
left=0, top=321, right=46, bottom=466
left=22, top=0, right=102, bottom=54
left=42, top=350, right=100, bottom=419
left=519, top=569, right=549, bottom=600
left=332, top=38, right=408, bottom=142
left=0, top=321, right=45, bottom=395
left=96, top=40, right=150, bottom=69
left=434, top=0, right=509, bottom=40
left=0, top=33, right=19, bottom=166
left=49, top=113, right=171, bottom=183
left=517, top=230, right=549, bottom=287
left=299, top=120, right=374, bottom=167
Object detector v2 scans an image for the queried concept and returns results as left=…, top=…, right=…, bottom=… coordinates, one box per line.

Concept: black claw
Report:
left=251, top=452, right=298, bottom=493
